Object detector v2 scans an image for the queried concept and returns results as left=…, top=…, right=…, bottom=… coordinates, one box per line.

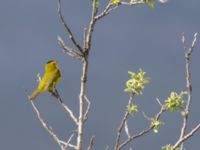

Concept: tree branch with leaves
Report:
left=28, top=0, right=200, bottom=150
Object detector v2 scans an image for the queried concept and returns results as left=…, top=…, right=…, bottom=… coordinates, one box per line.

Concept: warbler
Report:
left=29, top=60, right=61, bottom=100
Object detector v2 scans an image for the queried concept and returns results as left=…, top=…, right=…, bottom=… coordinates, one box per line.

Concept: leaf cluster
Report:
left=124, top=69, right=150, bottom=95
left=163, top=91, right=186, bottom=112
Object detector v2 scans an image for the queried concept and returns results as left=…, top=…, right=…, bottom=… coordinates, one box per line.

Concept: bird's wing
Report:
left=44, top=70, right=61, bottom=91
left=43, top=76, right=55, bottom=91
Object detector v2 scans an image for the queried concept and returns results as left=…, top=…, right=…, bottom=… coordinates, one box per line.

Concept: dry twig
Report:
left=51, top=89, right=78, bottom=125
left=114, top=94, right=134, bottom=150
left=63, top=134, right=75, bottom=150
left=87, top=136, right=95, bottom=150
left=95, top=0, right=144, bottom=21
left=30, top=101, right=76, bottom=150
left=57, top=0, right=83, bottom=52
left=118, top=106, right=165, bottom=150
left=57, top=36, right=83, bottom=61
left=84, top=95, right=91, bottom=122
left=85, top=0, right=99, bottom=51
left=172, top=33, right=199, bottom=149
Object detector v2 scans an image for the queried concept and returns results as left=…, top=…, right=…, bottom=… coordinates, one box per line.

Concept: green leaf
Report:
left=127, top=103, right=138, bottom=115
left=110, top=0, right=121, bottom=4
left=147, top=0, right=154, bottom=9
left=124, top=69, right=150, bottom=95
left=130, top=0, right=137, bottom=4
left=150, top=118, right=164, bottom=133
left=162, top=144, right=180, bottom=150
left=163, top=91, right=186, bottom=112
left=142, top=0, right=155, bottom=9
left=95, top=0, right=99, bottom=9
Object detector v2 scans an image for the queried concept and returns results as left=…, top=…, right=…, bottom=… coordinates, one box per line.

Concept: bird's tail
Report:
left=28, top=89, right=40, bottom=100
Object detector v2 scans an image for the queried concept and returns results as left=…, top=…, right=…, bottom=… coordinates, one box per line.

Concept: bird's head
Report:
left=45, top=60, right=59, bottom=71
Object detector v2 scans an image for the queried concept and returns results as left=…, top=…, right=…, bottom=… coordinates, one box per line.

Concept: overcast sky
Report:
left=0, top=0, right=200, bottom=149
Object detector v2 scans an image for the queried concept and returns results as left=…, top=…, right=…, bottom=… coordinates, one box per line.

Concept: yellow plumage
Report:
left=29, top=60, right=61, bottom=100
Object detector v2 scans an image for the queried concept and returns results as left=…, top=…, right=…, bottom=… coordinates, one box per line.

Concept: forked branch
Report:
left=95, top=0, right=145, bottom=21
left=30, top=101, right=76, bottom=150
left=57, top=0, right=83, bottom=52
left=57, top=36, right=83, bottom=61
left=115, top=95, right=134, bottom=150
left=117, top=103, right=165, bottom=150
left=84, top=95, right=91, bottom=122
left=173, top=32, right=199, bottom=149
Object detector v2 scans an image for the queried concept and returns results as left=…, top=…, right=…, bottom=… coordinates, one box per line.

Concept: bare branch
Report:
left=117, top=102, right=165, bottom=150
left=121, top=1, right=144, bottom=6
left=124, top=120, right=131, bottom=138
left=118, top=126, right=152, bottom=150
left=83, top=28, right=87, bottom=49
left=57, top=36, right=83, bottom=61
left=57, top=0, right=83, bottom=52
left=156, top=98, right=162, bottom=107
left=119, top=108, right=165, bottom=149
left=77, top=59, right=89, bottom=150
left=76, top=1, right=99, bottom=149
left=187, top=33, right=199, bottom=57
left=87, top=136, right=95, bottom=150
left=173, top=123, right=200, bottom=149
left=180, top=144, right=184, bottom=150
left=63, top=134, right=75, bottom=150
left=105, top=145, right=109, bottom=150
left=181, top=33, right=187, bottom=52
left=85, top=0, right=99, bottom=51
left=30, top=101, right=76, bottom=150
left=51, top=89, right=79, bottom=125
left=84, top=95, right=91, bottom=122
left=155, top=107, right=165, bottom=121
left=95, top=1, right=144, bottom=21
left=179, top=33, right=199, bottom=139
left=115, top=95, right=134, bottom=150
left=95, top=3, right=113, bottom=20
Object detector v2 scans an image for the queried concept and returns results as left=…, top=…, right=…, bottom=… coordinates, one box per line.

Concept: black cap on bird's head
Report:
left=46, top=60, right=56, bottom=64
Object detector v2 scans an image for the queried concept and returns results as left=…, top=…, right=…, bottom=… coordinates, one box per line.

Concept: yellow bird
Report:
left=29, top=60, right=61, bottom=100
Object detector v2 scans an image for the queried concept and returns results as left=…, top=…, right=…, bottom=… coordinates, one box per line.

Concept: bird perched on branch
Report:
left=29, top=60, right=61, bottom=100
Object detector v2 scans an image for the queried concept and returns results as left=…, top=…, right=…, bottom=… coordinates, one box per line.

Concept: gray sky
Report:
left=0, top=0, right=200, bottom=149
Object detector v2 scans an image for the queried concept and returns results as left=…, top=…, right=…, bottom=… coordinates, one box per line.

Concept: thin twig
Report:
left=57, top=36, right=83, bottom=61
left=172, top=33, right=199, bottom=149
left=155, top=107, right=165, bottom=121
left=156, top=98, right=162, bottom=107
left=87, top=136, right=95, bottom=150
left=57, top=0, right=83, bottom=52
left=30, top=101, right=76, bottom=150
left=114, top=94, right=134, bottom=150
left=51, top=89, right=78, bottom=125
left=63, top=134, right=75, bottom=150
left=118, top=103, right=165, bottom=150
left=95, top=0, right=144, bottom=21
left=180, top=144, right=184, bottom=150
left=173, top=122, right=200, bottom=149
left=179, top=33, right=199, bottom=139
left=124, top=120, right=131, bottom=138
left=105, top=145, right=109, bottom=150
left=95, top=3, right=113, bottom=20
left=84, top=95, right=91, bottom=122
left=118, top=126, right=152, bottom=150
left=85, top=0, right=98, bottom=51
left=83, top=28, right=87, bottom=50
left=121, top=1, right=144, bottom=6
